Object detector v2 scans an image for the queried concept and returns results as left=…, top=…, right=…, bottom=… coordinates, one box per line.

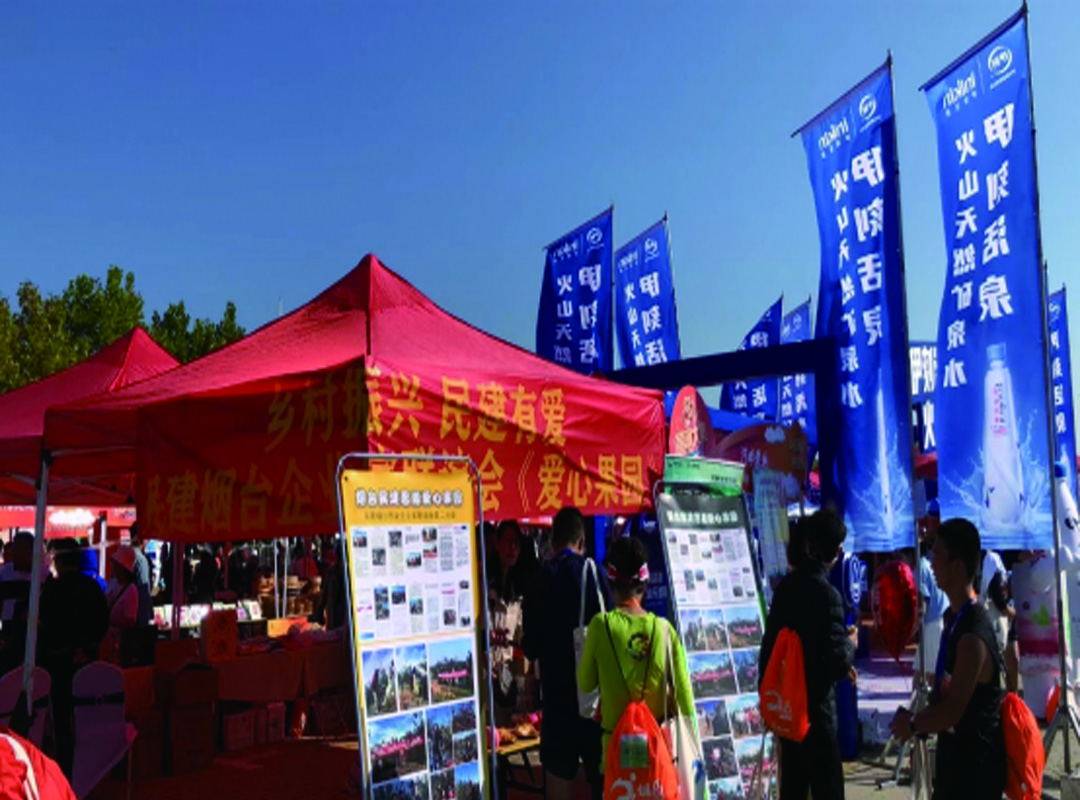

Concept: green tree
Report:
left=61, top=266, right=144, bottom=360
left=14, top=282, right=74, bottom=386
left=0, top=267, right=246, bottom=393
left=0, top=298, right=18, bottom=394
left=150, top=299, right=246, bottom=364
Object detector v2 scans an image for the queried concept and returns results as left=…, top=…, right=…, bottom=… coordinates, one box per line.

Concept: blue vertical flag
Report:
left=909, top=341, right=938, bottom=455
left=536, top=208, right=614, bottom=373
left=799, top=60, right=915, bottom=552
left=922, top=10, right=1051, bottom=550
left=614, top=218, right=682, bottom=368
left=779, top=299, right=817, bottom=443
left=1048, top=288, right=1076, bottom=499
left=720, top=298, right=782, bottom=420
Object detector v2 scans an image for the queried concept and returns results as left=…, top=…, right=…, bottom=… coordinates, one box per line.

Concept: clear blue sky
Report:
left=3, top=2, right=1079, bottom=381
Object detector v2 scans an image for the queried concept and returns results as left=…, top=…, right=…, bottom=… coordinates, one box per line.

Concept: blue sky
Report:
left=3, top=2, right=1079, bottom=383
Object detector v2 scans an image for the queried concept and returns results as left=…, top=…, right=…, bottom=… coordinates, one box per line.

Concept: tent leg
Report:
left=171, top=545, right=183, bottom=640
left=22, top=456, right=49, bottom=708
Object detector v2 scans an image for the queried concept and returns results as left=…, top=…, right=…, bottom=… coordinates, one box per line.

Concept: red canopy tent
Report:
left=45, top=255, right=667, bottom=541
left=0, top=328, right=178, bottom=507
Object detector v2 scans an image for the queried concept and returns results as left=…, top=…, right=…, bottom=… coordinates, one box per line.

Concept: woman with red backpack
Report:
left=577, top=537, right=697, bottom=800
left=759, top=510, right=857, bottom=800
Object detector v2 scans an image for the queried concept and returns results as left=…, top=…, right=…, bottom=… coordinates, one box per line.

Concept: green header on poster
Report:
left=663, top=456, right=744, bottom=496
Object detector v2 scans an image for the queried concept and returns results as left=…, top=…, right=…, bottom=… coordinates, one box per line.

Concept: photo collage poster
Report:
left=657, top=491, right=776, bottom=800
left=339, top=469, right=486, bottom=800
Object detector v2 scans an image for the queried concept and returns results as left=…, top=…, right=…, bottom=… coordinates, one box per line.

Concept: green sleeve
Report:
left=668, top=620, right=697, bottom=734
left=577, top=612, right=603, bottom=693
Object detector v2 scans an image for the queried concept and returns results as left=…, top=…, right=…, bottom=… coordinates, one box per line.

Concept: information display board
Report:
left=339, top=467, right=488, bottom=800
left=657, top=491, right=775, bottom=800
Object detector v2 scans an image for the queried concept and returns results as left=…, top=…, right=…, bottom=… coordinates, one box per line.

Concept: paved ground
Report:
left=85, top=731, right=1080, bottom=800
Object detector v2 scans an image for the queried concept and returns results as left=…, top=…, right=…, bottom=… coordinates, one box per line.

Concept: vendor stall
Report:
left=29, top=254, right=667, bottom=790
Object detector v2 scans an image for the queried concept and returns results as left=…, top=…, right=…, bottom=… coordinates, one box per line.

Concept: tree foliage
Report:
left=0, top=266, right=246, bottom=393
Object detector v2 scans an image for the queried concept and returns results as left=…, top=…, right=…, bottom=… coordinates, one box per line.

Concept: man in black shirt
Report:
left=522, top=507, right=611, bottom=800
left=39, top=540, right=109, bottom=777
left=759, top=510, right=856, bottom=800
left=891, top=519, right=1006, bottom=800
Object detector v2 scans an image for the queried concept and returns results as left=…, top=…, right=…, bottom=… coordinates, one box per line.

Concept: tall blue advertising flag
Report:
left=720, top=297, right=782, bottom=420
left=779, top=299, right=817, bottom=443
left=909, top=341, right=938, bottom=456
left=1048, top=288, right=1076, bottom=499
left=536, top=207, right=614, bottom=373
left=922, top=10, right=1051, bottom=550
left=614, top=217, right=682, bottom=369
left=798, top=60, right=915, bottom=552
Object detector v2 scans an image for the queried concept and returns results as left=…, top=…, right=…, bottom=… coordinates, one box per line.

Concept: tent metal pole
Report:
left=22, top=455, right=49, bottom=707
left=171, top=544, right=182, bottom=640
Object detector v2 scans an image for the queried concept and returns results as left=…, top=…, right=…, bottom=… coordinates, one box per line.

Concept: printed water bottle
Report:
left=983, top=343, right=1025, bottom=528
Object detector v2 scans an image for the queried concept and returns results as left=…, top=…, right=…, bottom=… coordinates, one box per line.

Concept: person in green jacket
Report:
left=577, top=537, right=697, bottom=763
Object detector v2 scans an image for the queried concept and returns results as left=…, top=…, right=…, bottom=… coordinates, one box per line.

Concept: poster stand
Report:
left=653, top=474, right=778, bottom=799
left=335, top=453, right=495, bottom=800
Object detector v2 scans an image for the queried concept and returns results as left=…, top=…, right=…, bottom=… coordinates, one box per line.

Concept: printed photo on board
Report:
left=732, top=649, right=759, bottom=692
left=695, top=699, right=731, bottom=739
left=362, top=648, right=398, bottom=717
left=429, top=637, right=474, bottom=703
left=455, top=761, right=482, bottom=800
left=430, top=768, right=455, bottom=800
left=726, top=606, right=763, bottom=648
left=396, top=644, right=430, bottom=711
left=688, top=652, right=737, bottom=697
left=372, top=774, right=429, bottom=800
left=375, top=587, right=391, bottom=621
left=711, top=777, right=746, bottom=800
left=702, top=735, right=739, bottom=780
left=368, top=711, right=427, bottom=784
left=701, top=609, right=728, bottom=650
left=450, top=700, right=477, bottom=734
left=736, top=736, right=772, bottom=787
left=728, top=694, right=765, bottom=738
left=452, top=731, right=478, bottom=765
left=426, top=705, right=454, bottom=772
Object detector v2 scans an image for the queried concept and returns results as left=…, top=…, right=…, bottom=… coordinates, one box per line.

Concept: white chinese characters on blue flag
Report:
left=614, top=218, right=681, bottom=368
left=720, top=298, right=781, bottom=420
left=800, top=61, right=914, bottom=552
left=909, top=341, right=938, bottom=455
left=779, top=300, right=817, bottom=444
left=1049, top=289, right=1076, bottom=499
left=536, top=208, right=614, bottom=373
left=923, top=11, right=1050, bottom=550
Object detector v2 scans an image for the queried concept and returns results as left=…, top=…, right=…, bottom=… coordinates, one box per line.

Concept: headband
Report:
left=606, top=562, right=650, bottom=585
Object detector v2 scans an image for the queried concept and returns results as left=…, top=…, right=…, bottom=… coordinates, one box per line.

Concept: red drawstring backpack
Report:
left=602, top=615, right=680, bottom=800
left=1000, top=692, right=1044, bottom=800
left=759, top=628, right=810, bottom=742
left=0, top=732, right=78, bottom=800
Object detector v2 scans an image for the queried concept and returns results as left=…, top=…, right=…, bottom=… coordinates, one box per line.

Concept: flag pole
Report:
left=1023, top=2, right=1080, bottom=771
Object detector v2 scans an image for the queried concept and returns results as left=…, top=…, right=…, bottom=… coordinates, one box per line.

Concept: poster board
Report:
left=656, top=490, right=776, bottom=800
left=339, top=466, right=488, bottom=800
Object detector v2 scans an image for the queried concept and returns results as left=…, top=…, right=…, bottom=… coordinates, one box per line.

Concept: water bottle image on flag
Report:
left=983, top=343, right=1025, bottom=530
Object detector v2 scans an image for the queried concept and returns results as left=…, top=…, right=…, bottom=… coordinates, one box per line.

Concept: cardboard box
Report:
left=156, top=664, right=219, bottom=708
left=254, top=706, right=268, bottom=746
left=130, top=732, right=165, bottom=781
left=221, top=709, right=255, bottom=752
left=167, top=706, right=215, bottom=776
left=124, top=667, right=157, bottom=722
left=155, top=639, right=200, bottom=673
left=200, top=609, right=239, bottom=662
left=266, top=702, right=286, bottom=743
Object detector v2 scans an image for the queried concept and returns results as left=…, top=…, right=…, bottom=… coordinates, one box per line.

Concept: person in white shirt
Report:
left=978, top=549, right=1009, bottom=656
left=105, top=546, right=140, bottom=631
